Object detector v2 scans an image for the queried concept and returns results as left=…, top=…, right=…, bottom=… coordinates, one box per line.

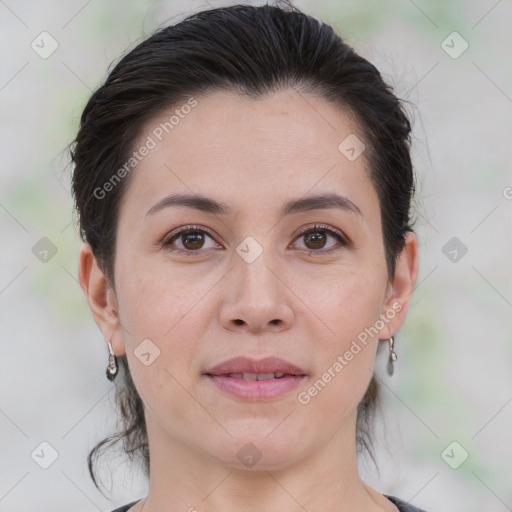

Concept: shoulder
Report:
left=108, top=500, right=141, bottom=512
left=385, top=495, right=429, bottom=512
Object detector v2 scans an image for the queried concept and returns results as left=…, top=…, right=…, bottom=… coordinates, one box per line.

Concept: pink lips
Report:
left=203, top=356, right=308, bottom=401
left=204, top=356, right=307, bottom=376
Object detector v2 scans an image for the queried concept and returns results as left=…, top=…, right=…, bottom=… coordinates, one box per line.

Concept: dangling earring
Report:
left=106, top=341, right=118, bottom=381
left=387, top=335, right=397, bottom=376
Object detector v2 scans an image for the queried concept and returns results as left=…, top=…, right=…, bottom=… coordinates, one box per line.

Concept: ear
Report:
left=377, top=231, right=419, bottom=339
left=77, top=242, right=126, bottom=355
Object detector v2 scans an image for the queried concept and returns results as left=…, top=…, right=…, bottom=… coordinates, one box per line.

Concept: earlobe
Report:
left=378, top=231, right=419, bottom=339
left=77, top=243, right=126, bottom=355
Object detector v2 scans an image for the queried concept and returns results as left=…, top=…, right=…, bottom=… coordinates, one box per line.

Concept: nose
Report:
left=219, top=247, right=294, bottom=333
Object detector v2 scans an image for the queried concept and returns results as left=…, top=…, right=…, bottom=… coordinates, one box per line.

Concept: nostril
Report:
left=234, top=319, right=244, bottom=325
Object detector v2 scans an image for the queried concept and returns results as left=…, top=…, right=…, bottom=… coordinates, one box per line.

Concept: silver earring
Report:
left=106, top=341, right=119, bottom=381
left=387, top=336, right=397, bottom=376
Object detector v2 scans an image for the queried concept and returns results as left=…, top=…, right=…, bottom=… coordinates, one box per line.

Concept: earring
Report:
left=106, top=341, right=119, bottom=381
left=387, top=335, right=397, bottom=376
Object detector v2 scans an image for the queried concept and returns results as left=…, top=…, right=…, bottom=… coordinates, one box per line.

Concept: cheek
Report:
left=294, top=268, right=385, bottom=408
left=115, top=260, right=214, bottom=341
left=294, top=263, right=386, bottom=342
left=114, top=259, right=221, bottom=380
left=115, top=271, right=206, bottom=426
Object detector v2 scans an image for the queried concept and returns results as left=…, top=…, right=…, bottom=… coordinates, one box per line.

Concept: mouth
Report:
left=206, top=372, right=300, bottom=380
left=204, top=373, right=307, bottom=401
left=203, top=357, right=308, bottom=401
left=203, top=355, right=308, bottom=377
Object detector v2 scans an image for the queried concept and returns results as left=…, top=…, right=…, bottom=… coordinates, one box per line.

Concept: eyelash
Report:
left=162, top=223, right=349, bottom=257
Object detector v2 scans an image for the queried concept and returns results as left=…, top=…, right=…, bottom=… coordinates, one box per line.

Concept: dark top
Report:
left=110, top=495, right=427, bottom=511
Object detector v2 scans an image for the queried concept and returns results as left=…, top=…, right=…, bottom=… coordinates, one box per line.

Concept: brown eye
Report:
left=181, top=231, right=205, bottom=250
left=303, top=231, right=327, bottom=250
left=293, top=224, right=348, bottom=255
left=163, top=226, right=221, bottom=255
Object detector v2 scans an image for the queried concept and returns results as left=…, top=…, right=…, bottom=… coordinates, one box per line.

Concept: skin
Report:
left=79, top=89, right=418, bottom=512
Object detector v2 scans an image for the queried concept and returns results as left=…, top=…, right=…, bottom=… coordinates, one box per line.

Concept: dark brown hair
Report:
left=70, top=1, right=415, bottom=492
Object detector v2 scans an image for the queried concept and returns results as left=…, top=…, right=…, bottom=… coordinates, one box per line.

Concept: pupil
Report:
left=183, top=232, right=204, bottom=249
left=305, top=231, right=326, bottom=249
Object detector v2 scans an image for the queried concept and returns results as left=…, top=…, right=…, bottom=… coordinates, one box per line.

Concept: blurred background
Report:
left=1, top=1, right=511, bottom=511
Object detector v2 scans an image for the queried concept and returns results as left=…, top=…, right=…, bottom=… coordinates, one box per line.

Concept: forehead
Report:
left=120, top=89, right=377, bottom=219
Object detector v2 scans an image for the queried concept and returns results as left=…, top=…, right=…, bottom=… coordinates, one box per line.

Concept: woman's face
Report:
left=85, top=89, right=416, bottom=470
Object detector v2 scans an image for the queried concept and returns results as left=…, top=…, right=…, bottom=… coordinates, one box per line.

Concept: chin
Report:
left=205, top=429, right=304, bottom=471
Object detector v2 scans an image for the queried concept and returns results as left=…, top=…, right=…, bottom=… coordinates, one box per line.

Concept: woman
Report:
left=72, top=2, right=422, bottom=511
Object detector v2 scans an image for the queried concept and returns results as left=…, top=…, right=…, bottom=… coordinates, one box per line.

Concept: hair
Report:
left=70, top=1, right=415, bottom=492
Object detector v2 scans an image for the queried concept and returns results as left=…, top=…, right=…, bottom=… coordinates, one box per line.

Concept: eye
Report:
left=162, top=223, right=349, bottom=257
left=292, top=224, right=349, bottom=256
left=162, top=225, right=222, bottom=255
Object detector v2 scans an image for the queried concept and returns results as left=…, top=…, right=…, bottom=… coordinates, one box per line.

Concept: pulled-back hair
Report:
left=70, top=1, right=415, bottom=491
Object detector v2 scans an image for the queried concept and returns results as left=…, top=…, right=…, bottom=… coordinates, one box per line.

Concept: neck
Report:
left=135, top=410, right=391, bottom=512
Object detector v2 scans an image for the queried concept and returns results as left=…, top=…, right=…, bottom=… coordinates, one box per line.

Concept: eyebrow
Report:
left=145, top=192, right=363, bottom=219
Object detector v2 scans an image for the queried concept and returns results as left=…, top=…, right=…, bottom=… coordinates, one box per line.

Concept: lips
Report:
left=203, top=356, right=308, bottom=378
left=203, top=356, right=308, bottom=401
